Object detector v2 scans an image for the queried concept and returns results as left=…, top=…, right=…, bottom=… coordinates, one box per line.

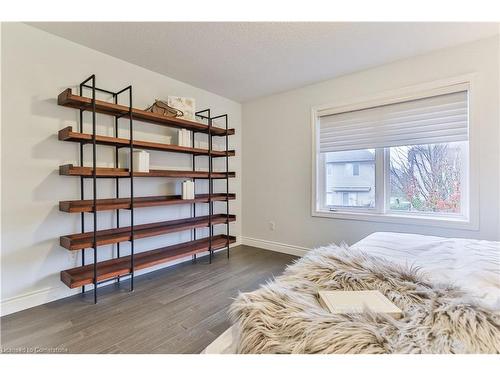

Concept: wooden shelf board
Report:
left=60, top=234, right=236, bottom=288
left=59, top=164, right=235, bottom=179
left=60, top=214, right=236, bottom=250
left=58, top=126, right=235, bottom=157
left=59, top=193, right=236, bottom=213
left=58, top=89, right=235, bottom=136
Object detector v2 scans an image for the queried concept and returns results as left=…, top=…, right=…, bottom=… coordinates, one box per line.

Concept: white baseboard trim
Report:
left=1, top=238, right=242, bottom=317
left=1, top=286, right=79, bottom=317
left=241, top=236, right=310, bottom=257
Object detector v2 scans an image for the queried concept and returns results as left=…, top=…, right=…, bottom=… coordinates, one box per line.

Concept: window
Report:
left=352, top=163, right=360, bottom=176
left=313, top=82, right=472, bottom=227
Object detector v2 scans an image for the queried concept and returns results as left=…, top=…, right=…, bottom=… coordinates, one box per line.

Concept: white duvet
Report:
left=203, top=232, right=500, bottom=353
left=353, top=232, right=500, bottom=311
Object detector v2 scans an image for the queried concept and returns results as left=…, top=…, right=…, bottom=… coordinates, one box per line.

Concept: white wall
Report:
left=0, top=23, right=242, bottom=316
left=242, top=36, right=500, bottom=252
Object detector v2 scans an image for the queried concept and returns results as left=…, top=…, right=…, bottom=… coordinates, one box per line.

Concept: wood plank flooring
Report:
left=0, top=245, right=296, bottom=354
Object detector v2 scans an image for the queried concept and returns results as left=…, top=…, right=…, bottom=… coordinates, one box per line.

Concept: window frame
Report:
left=311, top=74, right=479, bottom=230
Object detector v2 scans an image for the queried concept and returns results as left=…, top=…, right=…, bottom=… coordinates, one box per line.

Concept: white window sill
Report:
left=312, top=209, right=478, bottom=230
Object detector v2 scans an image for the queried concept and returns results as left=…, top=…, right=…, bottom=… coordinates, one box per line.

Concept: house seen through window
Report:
left=326, top=150, right=375, bottom=208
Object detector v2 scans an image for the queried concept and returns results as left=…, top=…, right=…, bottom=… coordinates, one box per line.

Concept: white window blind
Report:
left=319, top=90, right=468, bottom=153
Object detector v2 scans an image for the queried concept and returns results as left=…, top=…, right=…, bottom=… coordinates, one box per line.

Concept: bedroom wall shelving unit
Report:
left=57, top=75, right=236, bottom=303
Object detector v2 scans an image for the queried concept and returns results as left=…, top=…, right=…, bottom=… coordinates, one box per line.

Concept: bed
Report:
left=202, top=232, right=500, bottom=354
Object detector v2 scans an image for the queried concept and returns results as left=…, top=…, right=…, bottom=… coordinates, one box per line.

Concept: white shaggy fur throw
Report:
left=229, top=245, right=500, bottom=354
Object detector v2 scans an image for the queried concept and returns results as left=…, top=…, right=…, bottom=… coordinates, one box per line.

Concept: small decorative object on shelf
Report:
left=144, top=99, right=183, bottom=118
left=178, top=129, right=192, bottom=147
left=182, top=180, right=195, bottom=200
left=168, top=96, right=196, bottom=120
left=55, top=74, right=235, bottom=304
left=118, top=149, right=151, bottom=171
left=132, top=150, right=150, bottom=173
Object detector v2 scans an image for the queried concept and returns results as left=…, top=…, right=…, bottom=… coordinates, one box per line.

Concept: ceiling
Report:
left=29, top=22, right=499, bottom=102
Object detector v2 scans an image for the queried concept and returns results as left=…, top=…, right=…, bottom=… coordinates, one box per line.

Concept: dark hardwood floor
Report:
left=0, top=245, right=296, bottom=354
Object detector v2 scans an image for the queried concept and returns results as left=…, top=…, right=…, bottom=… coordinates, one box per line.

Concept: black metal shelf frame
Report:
left=74, top=74, right=232, bottom=303
left=194, top=109, right=231, bottom=264
left=79, top=75, right=134, bottom=303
